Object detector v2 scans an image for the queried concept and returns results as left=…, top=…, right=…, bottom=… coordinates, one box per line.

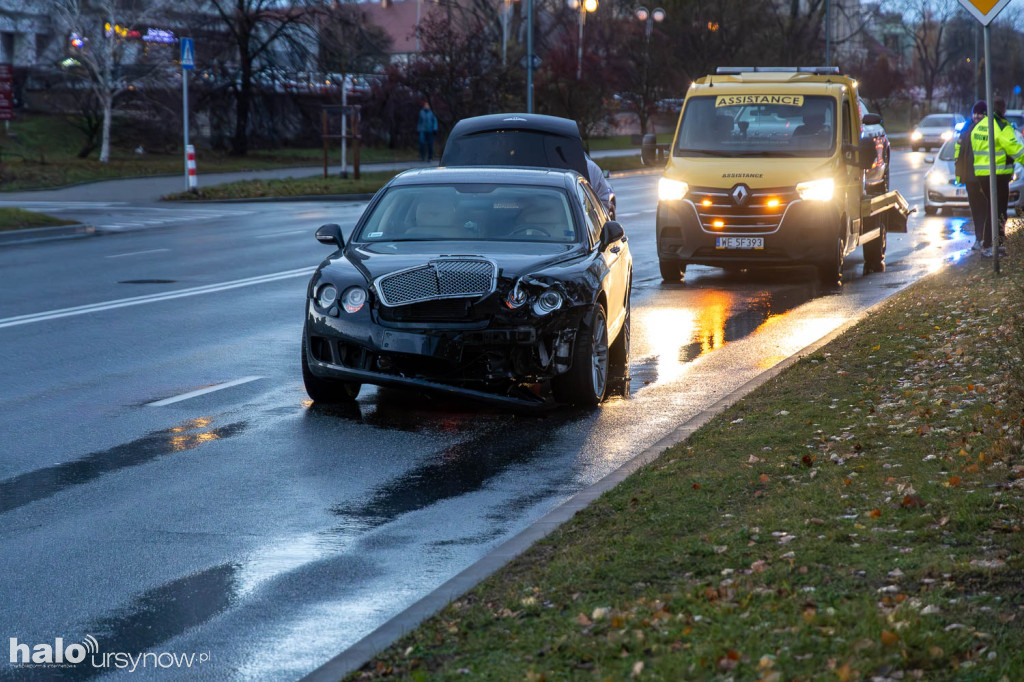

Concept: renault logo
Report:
left=731, top=184, right=750, bottom=206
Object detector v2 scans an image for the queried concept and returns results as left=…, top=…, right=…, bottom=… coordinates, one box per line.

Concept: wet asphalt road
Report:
left=0, top=151, right=976, bottom=680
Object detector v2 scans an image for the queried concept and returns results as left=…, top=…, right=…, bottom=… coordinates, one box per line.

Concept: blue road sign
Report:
left=180, top=38, right=194, bottom=70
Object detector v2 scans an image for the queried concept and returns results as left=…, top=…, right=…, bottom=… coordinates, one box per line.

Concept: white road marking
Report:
left=0, top=266, right=315, bottom=330
left=146, top=376, right=264, bottom=407
left=105, top=248, right=171, bottom=259
left=255, top=229, right=308, bottom=239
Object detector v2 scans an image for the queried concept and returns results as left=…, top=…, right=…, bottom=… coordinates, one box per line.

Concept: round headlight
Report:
left=341, top=286, right=367, bottom=313
left=316, top=284, right=338, bottom=309
left=532, top=289, right=563, bottom=315
left=506, top=281, right=528, bottom=309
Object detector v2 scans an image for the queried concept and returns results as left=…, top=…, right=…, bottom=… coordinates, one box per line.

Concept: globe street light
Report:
left=634, top=6, right=666, bottom=41
left=567, top=0, right=598, bottom=80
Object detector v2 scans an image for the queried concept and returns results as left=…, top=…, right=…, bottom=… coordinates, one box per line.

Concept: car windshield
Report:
left=920, top=115, right=955, bottom=127
left=355, top=184, right=579, bottom=243
left=674, top=95, right=837, bottom=158
left=939, top=139, right=956, bottom=161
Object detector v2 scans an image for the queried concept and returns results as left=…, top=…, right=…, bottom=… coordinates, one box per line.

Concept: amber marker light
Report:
left=712, top=220, right=724, bottom=229
left=701, top=198, right=713, bottom=207
left=766, top=198, right=780, bottom=208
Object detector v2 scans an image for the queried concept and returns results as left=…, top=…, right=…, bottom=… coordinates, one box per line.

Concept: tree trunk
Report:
left=232, top=58, right=252, bottom=156
left=99, top=95, right=112, bottom=163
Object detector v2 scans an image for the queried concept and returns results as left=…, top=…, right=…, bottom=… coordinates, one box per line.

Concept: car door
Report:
left=842, top=96, right=861, bottom=250
left=576, top=180, right=625, bottom=335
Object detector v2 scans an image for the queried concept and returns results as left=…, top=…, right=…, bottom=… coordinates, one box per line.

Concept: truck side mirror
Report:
left=315, top=223, right=344, bottom=248
left=844, top=139, right=878, bottom=170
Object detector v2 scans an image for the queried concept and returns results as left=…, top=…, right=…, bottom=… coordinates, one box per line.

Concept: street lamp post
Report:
left=634, top=7, right=665, bottom=133
left=567, top=0, right=598, bottom=80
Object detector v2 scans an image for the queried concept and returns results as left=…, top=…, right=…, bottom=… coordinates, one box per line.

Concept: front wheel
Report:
left=552, top=305, right=609, bottom=407
left=924, top=205, right=938, bottom=216
left=817, top=237, right=844, bottom=288
left=659, top=259, right=686, bottom=282
left=302, top=333, right=361, bottom=402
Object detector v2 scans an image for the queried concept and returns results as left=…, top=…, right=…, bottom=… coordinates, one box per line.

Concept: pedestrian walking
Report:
left=970, top=97, right=1024, bottom=256
left=417, top=101, right=439, bottom=163
left=954, top=101, right=987, bottom=251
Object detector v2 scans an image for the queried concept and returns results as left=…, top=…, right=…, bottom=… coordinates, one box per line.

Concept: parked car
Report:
left=1003, top=109, right=1024, bottom=130
left=924, top=138, right=1022, bottom=216
left=859, top=99, right=891, bottom=193
left=923, top=139, right=967, bottom=215
left=301, top=167, right=632, bottom=408
left=440, top=113, right=616, bottom=219
left=910, top=113, right=966, bottom=152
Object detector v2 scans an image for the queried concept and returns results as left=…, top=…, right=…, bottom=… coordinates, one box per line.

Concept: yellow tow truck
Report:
left=656, top=66, right=910, bottom=286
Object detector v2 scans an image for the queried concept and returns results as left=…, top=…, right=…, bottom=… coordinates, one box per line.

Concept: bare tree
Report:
left=54, top=0, right=174, bottom=163
left=901, top=0, right=962, bottom=111
left=204, top=0, right=317, bottom=156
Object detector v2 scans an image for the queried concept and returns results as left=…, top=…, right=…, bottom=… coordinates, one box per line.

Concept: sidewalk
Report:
left=0, top=149, right=641, bottom=206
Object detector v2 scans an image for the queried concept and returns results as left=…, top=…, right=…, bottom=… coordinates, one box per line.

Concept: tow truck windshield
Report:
left=674, top=95, right=837, bottom=158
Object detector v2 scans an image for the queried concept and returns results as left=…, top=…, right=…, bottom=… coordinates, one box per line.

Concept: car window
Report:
left=356, top=184, right=579, bottom=243
left=675, top=95, right=837, bottom=158
left=575, top=182, right=603, bottom=245
left=920, top=115, right=954, bottom=127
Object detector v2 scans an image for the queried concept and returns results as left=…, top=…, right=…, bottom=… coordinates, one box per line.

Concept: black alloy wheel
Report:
left=553, top=304, right=609, bottom=407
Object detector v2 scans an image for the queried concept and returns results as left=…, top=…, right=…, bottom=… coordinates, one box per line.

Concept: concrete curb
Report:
left=298, top=282, right=907, bottom=682
left=0, top=223, right=94, bottom=247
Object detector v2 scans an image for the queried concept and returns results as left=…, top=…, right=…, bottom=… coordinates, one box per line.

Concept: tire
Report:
left=552, top=304, right=609, bottom=407
left=863, top=224, right=886, bottom=274
left=659, top=258, right=685, bottom=281
left=608, top=286, right=631, bottom=393
left=911, top=145, right=918, bottom=152
left=302, top=332, right=361, bottom=402
left=817, top=237, right=844, bottom=288
left=924, top=204, right=937, bottom=216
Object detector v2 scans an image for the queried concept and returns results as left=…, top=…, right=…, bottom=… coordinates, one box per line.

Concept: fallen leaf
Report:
left=881, top=630, right=900, bottom=646
left=869, top=509, right=881, bottom=518
left=630, top=661, right=644, bottom=678
left=759, top=473, right=771, bottom=483
left=576, top=613, right=592, bottom=626
left=947, top=476, right=961, bottom=487
left=901, top=495, right=925, bottom=508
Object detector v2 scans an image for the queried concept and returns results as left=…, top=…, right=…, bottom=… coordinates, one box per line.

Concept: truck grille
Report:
left=375, top=259, right=496, bottom=307
left=691, top=186, right=799, bottom=234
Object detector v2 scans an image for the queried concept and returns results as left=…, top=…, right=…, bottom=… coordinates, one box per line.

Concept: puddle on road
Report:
left=0, top=417, right=246, bottom=516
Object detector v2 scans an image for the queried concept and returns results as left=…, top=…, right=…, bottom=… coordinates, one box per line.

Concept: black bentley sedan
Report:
left=302, top=167, right=632, bottom=408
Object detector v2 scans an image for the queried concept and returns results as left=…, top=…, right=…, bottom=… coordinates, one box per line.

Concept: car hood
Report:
left=664, top=156, right=837, bottom=189
left=344, top=241, right=585, bottom=282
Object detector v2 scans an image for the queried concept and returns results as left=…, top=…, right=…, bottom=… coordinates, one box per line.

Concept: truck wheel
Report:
left=552, top=304, right=609, bottom=407
left=817, top=237, right=844, bottom=288
left=659, top=259, right=686, bottom=281
left=302, top=333, right=361, bottom=402
left=863, top=225, right=886, bottom=274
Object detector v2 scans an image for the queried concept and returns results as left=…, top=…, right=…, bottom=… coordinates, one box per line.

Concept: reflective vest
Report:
left=970, top=115, right=1024, bottom=176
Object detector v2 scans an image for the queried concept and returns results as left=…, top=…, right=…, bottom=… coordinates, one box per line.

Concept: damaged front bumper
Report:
left=304, top=299, right=589, bottom=405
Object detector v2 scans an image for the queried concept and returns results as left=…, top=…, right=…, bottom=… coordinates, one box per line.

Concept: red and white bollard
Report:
left=186, top=144, right=197, bottom=192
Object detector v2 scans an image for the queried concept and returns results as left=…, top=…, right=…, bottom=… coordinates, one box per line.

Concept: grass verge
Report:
left=0, top=208, right=75, bottom=232
left=163, top=171, right=402, bottom=201
left=348, top=235, right=1024, bottom=681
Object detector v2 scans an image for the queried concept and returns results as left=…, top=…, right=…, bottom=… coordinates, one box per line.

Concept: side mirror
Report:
left=315, top=223, right=344, bottom=248
left=601, top=220, right=625, bottom=247
left=924, top=155, right=935, bottom=164
left=602, top=169, right=611, bottom=179
left=862, top=113, right=883, bottom=126
left=640, top=133, right=658, bottom=166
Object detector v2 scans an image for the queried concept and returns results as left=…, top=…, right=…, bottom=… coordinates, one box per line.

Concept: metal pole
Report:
left=974, top=26, right=980, bottom=103
left=984, top=24, right=999, bottom=274
left=577, top=7, right=583, bottom=80
left=341, top=80, right=348, bottom=178
left=825, top=0, right=830, bottom=66
left=526, top=0, right=534, bottom=112
left=182, top=67, right=189, bottom=192
left=502, top=0, right=509, bottom=67
left=415, top=0, right=422, bottom=54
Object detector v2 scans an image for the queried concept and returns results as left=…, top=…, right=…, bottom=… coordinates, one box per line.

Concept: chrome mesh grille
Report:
left=376, top=259, right=496, bottom=307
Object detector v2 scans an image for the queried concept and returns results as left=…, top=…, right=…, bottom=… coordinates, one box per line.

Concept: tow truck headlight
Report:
left=658, top=177, right=689, bottom=201
left=911, top=130, right=923, bottom=141
left=796, top=178, right=834, bottom=202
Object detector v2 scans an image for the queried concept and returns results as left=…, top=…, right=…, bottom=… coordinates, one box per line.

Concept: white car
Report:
left=923, top=139, right=967, bottom=215
left=911, top=113, right=966, bottom=152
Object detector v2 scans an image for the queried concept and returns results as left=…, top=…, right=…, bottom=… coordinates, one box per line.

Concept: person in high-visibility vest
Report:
left=992, top=98, right=1018, bottom=254
left=954, top=101, right=988, bottom=251
left=970, top=97, right=1024, bottom=256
